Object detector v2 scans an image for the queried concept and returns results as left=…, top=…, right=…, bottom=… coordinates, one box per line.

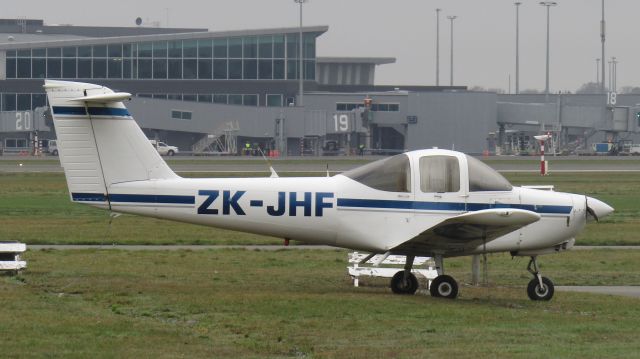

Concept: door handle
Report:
left=397, top=194, right=410, bottom=199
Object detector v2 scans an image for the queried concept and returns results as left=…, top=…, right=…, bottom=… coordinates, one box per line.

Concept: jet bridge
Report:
left=497, top=95, right=640, bottom=155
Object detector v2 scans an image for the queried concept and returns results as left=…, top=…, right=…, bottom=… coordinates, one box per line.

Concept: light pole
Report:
left=596, top=58, right=600, bottom=84
left=294, top=0, right=307, bottom=107
left=611, top=56, right=617, bottom=92
left=515, top=2, right=522, bottom=94
left=436, top=8, right=441, bottom=86
left=608, top=58, right=612, bottom=91
left=601, top=0, right=606, bottom=93
left=539, top=1, right=557, bottom=98
left=447, top=15, right=457, bottom=86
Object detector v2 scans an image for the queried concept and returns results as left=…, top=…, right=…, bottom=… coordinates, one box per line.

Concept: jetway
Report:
left=496, top=96, right=640, bottom=155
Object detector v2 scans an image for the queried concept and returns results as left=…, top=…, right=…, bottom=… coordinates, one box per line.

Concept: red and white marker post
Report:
left=534, top=134, right=551, bottom=176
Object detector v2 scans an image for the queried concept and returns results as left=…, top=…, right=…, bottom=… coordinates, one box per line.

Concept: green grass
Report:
left=1, top=171, right=638, bottom=245
left=1, top=165, right=639, bottom=357
left=2, top=248, right=639, bottom=358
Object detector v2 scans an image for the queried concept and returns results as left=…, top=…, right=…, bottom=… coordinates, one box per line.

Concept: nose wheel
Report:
left=526, top=256, right=554, bottom=301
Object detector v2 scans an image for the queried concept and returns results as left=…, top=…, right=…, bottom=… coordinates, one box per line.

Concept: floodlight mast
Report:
left=436, top=8, right=441, bottom=87
left=539, top=1, right=557, bottom=99
left=294, top=0, right=307, bottom=107
left=601, top=0, right=606, bottom=93
left=514, top=2, right=522, bottom=94
left=447, top=15, right=457, bottom=87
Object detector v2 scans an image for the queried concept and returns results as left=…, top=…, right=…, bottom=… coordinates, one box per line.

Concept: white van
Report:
left=149, top=140, right=179, bottom=156
left=48, top=140, right=59, bottom=156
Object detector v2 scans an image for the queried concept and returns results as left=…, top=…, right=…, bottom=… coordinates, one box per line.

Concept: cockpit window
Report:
left=466, top=155, right=513, bottom=191
left=420, top=156, right=460, bottom=193
left=343, top=154, right=411, bottom=193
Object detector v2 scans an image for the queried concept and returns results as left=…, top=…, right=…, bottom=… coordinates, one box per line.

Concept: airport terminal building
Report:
left=1, top=18, right=639, bottom=156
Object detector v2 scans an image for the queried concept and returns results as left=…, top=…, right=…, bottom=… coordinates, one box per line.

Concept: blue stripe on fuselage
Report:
left=71, top=193, right=194, bottom=205
left=337, top=197, right=571, bottom=215
left=52, top=106, right=130, bottom=117
left=72, top=193, right=107, bottom=202
left=109, top=194, right=195, bottom=204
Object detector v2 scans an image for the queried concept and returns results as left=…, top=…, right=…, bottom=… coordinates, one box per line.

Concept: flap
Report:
left=391, top=208, right=541, bottom=255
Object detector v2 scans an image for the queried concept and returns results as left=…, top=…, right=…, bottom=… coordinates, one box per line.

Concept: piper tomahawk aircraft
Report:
left=45, top=80, right=614, bottom=301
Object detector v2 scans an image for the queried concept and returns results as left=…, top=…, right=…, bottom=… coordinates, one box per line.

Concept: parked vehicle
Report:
left=149, top=140, right=178, bottom=156
left=48, top=140, right=59, bottom=156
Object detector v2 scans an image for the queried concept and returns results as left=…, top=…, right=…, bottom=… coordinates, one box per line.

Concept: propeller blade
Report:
left=586, top=205, right=599, bottom=222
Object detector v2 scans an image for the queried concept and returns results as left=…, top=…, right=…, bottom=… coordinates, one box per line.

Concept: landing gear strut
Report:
left=526, top=256, right=554, bottom=301
left=390, top=255, right=418, bottom=294
left=429, top=255, right=459, bottom=299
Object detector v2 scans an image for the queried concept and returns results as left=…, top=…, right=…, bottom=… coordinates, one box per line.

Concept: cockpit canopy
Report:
left=342, top=152, right=512, bottom=193
left=343, top=154, right=412, bottom=193
left=466, top=154, right=512, bottom=191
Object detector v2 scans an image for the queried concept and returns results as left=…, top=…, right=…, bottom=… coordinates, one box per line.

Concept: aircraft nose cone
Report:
left=587, top=196, right=614, bottom=220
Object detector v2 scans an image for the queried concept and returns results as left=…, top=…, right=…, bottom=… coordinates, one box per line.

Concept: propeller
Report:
left=585, top=195, right=614, bottom=222
left=585, top=196, right=598, bottom=222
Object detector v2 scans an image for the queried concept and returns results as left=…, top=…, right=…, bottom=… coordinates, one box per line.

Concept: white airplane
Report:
left=44, top=80, right=614, bottom=301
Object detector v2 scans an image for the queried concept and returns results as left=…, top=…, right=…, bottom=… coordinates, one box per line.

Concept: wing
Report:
left=391, top=208, right=541, bottom=256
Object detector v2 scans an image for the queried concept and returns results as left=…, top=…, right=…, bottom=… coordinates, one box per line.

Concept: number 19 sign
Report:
left=332, top=113, right=350, bottom=132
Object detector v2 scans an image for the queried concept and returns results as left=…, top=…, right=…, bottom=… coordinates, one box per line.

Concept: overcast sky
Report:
left=5, top=0, right=637, bottom=92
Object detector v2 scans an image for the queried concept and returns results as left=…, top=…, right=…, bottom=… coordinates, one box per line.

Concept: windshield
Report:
left=466, top=155, right=512, bottom=191
left=343, top=154, right=411, bottom=193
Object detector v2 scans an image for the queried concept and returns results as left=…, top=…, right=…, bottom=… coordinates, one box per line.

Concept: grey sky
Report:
left=5, top=1, right=635, bottom=92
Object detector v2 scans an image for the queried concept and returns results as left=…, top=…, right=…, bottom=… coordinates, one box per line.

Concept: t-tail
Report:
left=44, top=80, right=179, bottom=209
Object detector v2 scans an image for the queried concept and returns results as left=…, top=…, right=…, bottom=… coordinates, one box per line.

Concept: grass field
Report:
left=0, top=171, right=638, bottom=245
left=2, top=248, right=639, bottom=358
left=1, top=163, right=639, bottom=357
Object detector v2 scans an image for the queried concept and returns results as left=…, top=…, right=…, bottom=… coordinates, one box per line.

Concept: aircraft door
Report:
left=414, top=155, right=467, bottom=219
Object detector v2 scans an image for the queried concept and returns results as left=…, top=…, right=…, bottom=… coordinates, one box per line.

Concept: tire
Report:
left=527, top=277, right=554, bottom=301
left=52, top=149, right=58, bottom=156
left=167, top=150, right=175, bottom=156
left=429, top=275, right=459, bottom=299
left=390, top=271, right=419, bottom=295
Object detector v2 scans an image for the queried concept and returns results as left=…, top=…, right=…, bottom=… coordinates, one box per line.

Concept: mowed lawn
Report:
left=1, top=248, right=639, bottom=358
left=0, top=171, right=638, bottom=245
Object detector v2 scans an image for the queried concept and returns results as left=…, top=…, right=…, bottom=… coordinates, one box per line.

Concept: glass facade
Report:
left=1, top=93, right=47, bottom=111
left=0, top=91, right=271, bottom=111
left=136, top=93, right=261, bottom=107
left=336, top=103, right=400, bottom=112
left=5, top=33, right=317, bottom=81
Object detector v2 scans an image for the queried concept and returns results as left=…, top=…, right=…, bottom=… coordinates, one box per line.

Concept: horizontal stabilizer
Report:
left=69, top=92, right=132, bottom=103
left=392, top=208, right=541, bottom=255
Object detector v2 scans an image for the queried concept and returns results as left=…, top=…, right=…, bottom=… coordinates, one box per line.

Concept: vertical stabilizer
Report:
left=44, top=80, right=179, bottom=205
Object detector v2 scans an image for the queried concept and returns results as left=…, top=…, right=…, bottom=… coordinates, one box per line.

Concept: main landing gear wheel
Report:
left=526, top=256, right=554, bottom=301
left=429, top=275, right=459, bottom=299
left=527, top=276, right=554, bottom=301
left=390, top=271, right=419, bottom=295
